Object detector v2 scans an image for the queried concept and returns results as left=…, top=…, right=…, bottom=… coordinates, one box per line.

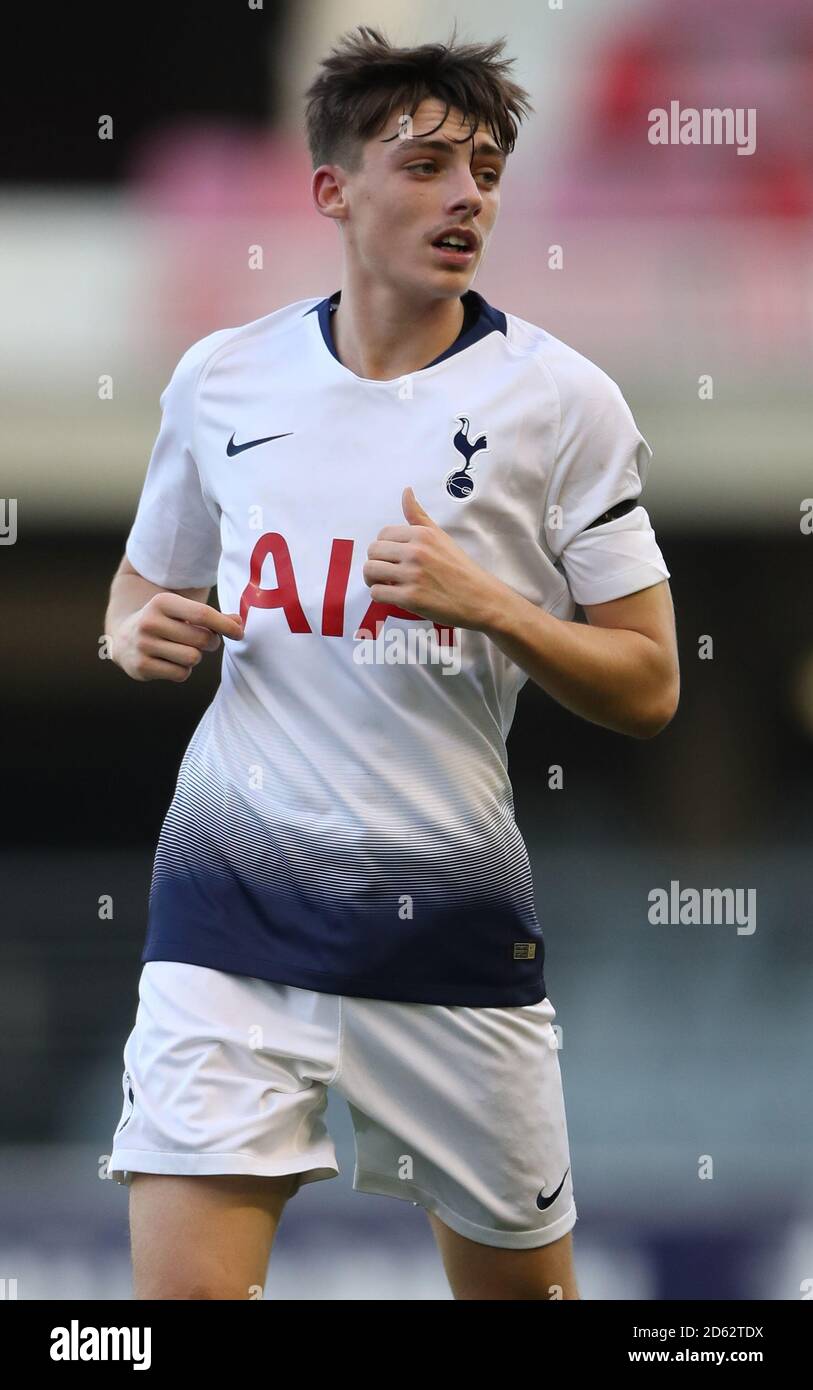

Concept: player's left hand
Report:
left=362, top=486, right=504, bottom=630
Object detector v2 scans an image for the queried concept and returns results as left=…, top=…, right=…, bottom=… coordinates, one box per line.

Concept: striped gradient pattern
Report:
left=142, top=728, right=547, bottom=1006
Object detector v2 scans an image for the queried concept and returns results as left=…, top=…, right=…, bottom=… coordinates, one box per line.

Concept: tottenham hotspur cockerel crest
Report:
left=446, top=416, right=488, bottom=498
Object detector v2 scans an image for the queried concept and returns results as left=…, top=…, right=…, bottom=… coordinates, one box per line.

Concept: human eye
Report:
left=406, top=161, right=437, bottom=175
left=477, top=168, right=500, bottom=186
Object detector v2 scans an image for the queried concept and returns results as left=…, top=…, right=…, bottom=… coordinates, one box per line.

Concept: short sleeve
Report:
left=125, top=349, right=222, bottom=590
left=542, top=356, right=670, bottom=606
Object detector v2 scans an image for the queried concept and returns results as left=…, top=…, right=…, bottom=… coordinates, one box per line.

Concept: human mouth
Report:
left=431, top=244, right=476, bottom=266
left=430, top=227, right=478, bottom=266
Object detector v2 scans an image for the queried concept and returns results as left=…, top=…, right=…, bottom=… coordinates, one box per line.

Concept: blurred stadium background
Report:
left=2, top=0, right=812, bottom=1299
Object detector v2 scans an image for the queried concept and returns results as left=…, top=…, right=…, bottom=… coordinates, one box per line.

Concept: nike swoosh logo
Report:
left=226, top=431, right=293, bottom=456
left=536, top=1167, right=569, bottom=1210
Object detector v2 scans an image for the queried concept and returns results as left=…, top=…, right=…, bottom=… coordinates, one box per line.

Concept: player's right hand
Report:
left=112, top=592, right=244, bottom=682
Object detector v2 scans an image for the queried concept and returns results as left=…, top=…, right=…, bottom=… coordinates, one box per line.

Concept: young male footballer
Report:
left=106, top=25, right=679, bottom=1300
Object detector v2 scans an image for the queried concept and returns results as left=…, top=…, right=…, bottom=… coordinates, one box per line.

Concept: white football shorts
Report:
left=108, top=961, right=577, bottom=1250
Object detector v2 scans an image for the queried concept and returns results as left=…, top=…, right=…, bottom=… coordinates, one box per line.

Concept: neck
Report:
left=330, top=273, right=466, bottom=381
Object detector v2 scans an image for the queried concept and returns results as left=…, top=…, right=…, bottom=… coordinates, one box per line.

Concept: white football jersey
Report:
left=125, top=289, right=670, bottom=1005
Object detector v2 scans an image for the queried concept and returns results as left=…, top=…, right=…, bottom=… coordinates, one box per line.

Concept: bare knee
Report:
left=427, top=1212, right=579, bottom=1300
left=151, top=1276, right=260, bottom=1300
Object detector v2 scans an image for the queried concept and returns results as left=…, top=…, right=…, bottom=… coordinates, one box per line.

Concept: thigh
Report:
left=427, top=1215, right=579, bottom=1300
left=129, top=1171, right=298, bottom=1299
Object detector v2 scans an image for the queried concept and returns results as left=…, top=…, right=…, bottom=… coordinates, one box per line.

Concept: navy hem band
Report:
left=141, top=942, right=547, bottom=1008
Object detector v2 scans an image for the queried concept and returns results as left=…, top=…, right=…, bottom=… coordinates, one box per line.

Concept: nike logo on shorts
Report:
left=536, top=1167, right=569, bottom=1210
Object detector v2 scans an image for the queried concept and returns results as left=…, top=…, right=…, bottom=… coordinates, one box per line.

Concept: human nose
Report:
left=444, top=166, right=484, bottom=219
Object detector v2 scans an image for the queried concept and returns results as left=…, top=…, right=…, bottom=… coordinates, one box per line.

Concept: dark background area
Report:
left=4, top=4, right=286, bottom=183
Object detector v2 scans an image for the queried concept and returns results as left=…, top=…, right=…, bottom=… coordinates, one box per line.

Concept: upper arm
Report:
left=124, top=347, right=222, bottom=592
left=116, top=552, right=212, bottom=605
left=582, top=579, right=680, bottom=715
left=541, top=354, right=670, bottom=607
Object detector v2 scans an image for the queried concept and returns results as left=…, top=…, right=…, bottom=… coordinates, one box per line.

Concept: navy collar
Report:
left=306, top=289, right=506, bottom=373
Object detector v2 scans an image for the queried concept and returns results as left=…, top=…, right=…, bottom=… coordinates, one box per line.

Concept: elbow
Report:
left=633, top=677, right=680, bottom=740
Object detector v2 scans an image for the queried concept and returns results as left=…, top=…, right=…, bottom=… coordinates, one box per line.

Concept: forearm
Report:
left=105, top=573, right=165, bottom=639
left=479, top=582, right=671, bottom=738
left=102, top=568, right=235, bottom=682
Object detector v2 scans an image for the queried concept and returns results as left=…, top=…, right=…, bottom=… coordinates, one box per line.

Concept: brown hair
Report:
left=304, top=22, right=534, bottom=171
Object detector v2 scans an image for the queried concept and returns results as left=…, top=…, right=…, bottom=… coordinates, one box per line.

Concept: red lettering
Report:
left=321, top=539, right=354, bottom=636
left=239, top=532, right=455, bottom=643
left=355, top=600, right=454, bottom=645
left=240, top=533, right=311, bottom=631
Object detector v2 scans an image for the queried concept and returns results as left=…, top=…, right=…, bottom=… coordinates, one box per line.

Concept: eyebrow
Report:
left=392, top=137, right=507, bottom=165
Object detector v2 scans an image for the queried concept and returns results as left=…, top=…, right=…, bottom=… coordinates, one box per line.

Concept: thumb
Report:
left=402, top=485, right=438, bottom=527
